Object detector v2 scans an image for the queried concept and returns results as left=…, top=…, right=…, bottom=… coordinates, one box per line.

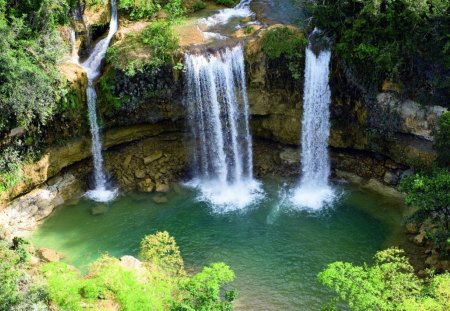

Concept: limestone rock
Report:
left=37, top=248, right=63, bottom=263
left=155, top=183, right=170, bottom=193
left=144, top=151, right=163, bottom=164
left=91, top=204, right=109, bottom=216
left=279, top=148, right=299, bottom=165
left=135, top=169, right=146, bottom=179
left=120, top=255, right=142, bottom=271
left=413, top=232, right=426, bottom=246
left=138, top=179, right=155, bottom=193
left=405, top=223, right=419, bottom=235
left=123, top=154, right=132, bottom=168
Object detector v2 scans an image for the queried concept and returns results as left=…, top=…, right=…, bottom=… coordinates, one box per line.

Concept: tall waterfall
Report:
left=81, top=0, right=119, bottom=202
left=291, top=40, right=334, bottom=210
left=184, top=45, right=261, bottom=211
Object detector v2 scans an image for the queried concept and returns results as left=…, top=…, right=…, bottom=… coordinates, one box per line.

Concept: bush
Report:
left=436, top=112, right=450, bottom=167
left=400, top=168, right=450, bottom=252
left=107, top=20, right=179, bottom=75
left=192, top=0, right=206, bottom=11
left=140, top=231, right=185, bottom=277
left=214, top=0, right=237, bottom=7
left=319, top=248, right=450, bottom=311
left=262, top=26, right=307, bottom=79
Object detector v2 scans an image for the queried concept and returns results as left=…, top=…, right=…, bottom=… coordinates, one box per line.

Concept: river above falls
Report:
left=31, top=180, right=407, bottom=310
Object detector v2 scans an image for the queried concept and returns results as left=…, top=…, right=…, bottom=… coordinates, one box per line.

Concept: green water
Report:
left=32, top=180, right=404, bottom=310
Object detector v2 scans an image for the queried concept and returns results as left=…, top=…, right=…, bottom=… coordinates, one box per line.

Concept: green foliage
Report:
left=84, top=0, right=108, bottom=8
left=400, top=169, right=450, bottom=251
left=262, top=26, right=307, bottom=79
left=0, top=241, right=21, bottom=309
left=192, top=0, right=206, bottom=11
left=310, top=0, right=450, bottom=104
left=43, top=232, right=237, bottom=310
left=436, top=112, right=450, bottom=167
left=174, top=262, right=236, bottom=311
left=319, top=248, right=450, bottom=311
left=119, top=0, right=161, bottom=20
left=119, top=0, right=185, bottom=20
left=140, top=231, right=185, bottom=277
left=214, top=0, right=238, bottom=7
left=107, top=20, right=179, bottom=75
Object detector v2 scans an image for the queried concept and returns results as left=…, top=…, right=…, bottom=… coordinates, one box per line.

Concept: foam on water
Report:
left=200, top=0, right=253, bottom=27
left=184, top=45, right=261, bottom=212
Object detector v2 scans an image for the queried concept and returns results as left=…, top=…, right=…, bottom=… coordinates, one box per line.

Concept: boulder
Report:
left=155, top=183, right=170, bottom=193
left=144, top=151, right=163, bottom=164
left=37, top=248, right=63, bottom=262
left=152, top=194, right=168, bottom=204
left=120, top=255, right=142, bottom=271
left=138, top=179, right=155, bottom=193
left=91, top=204, right=109, bottom=216
left=123, top=154, right=132, bottom=168
left=135, top=169, right=146, bottom=179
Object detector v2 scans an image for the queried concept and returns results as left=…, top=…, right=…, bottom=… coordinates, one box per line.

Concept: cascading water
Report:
left=201, top=0, right=253, bottom=27
left=184, top=45, right=261, bottom=212
left=291, top=34, right=335, bottom=210
left=81, top=0, right=119, bottom=202
left=70, top=29, right=79, bottom=63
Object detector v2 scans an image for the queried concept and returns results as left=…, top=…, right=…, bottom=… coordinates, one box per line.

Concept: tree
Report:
left=400, top=169, right=450, bottom=251
left=318, top=248, right=450, bottom=311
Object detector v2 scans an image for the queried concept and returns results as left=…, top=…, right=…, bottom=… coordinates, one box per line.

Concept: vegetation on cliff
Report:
left=308, top=0, right=450, bottom=105
left=262, top=26, right=307, bottom=80
left=319, top=248, right=450, bottom=311
left=0, top=0, right=75, bottom=193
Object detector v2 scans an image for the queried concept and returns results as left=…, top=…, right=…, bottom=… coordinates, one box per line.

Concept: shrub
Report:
left=262, top=26, right=307, bottom=79
left=436, top=111, right=450, bottom=168
left=0, top=241, right=21, bottom=310
left=214, top=0, right=237, bottom=7
left=192, top=0, right=206, bottom=11
left=140, top=231, right=185, bottom=277
left=319, top=248, right=450, bottom=311
left=107, top=20, right=179, bottom=75
left=400, top=169, right=450, bottom=252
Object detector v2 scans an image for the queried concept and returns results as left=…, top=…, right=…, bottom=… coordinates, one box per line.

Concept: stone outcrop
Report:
left=0, top=173, right=83, bottom=240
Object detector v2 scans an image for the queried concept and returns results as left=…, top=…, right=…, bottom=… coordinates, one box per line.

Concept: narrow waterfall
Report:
left=184, top=45, right=261, bottom=211
left=292, top=37, right=334, bottom=210
left=70, top=29, right=79, bottom=63
left=81, top=0, right=119, bottom=202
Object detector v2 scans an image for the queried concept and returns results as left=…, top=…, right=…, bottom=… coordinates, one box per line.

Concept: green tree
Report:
left=319, top=248, right=450, bottom=311
left=400, top=169, right=450, bottom=251
left=436, top=112, right=450, bottom=167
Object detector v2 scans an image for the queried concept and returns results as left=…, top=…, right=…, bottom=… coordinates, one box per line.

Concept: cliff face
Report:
left=1, top=24, right=446, bottom=211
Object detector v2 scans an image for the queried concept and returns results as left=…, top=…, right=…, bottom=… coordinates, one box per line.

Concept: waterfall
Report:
left=70, top=29, right=79, bottom=63
left=184, top=45, right=261, bottom=211
left=291, top=39, right=334, bottom=210
left=81, top=0, right=119, bottom=202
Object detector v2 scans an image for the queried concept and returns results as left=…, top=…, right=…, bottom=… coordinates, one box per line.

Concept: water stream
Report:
left=184, top=45, right=262, bottom=212
left=292, top=38, right=335, bottom=210
left=81, top=0, right=119, bottom=202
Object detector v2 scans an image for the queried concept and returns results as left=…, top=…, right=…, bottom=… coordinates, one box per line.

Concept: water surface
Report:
left=32, top=181, right=404, bottom=310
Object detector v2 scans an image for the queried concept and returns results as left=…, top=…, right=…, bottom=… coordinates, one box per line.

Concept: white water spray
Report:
left=82, top=0, right=119, bottom=202
left=200, top=0, right=253, bottom=29
left=184, top=45, right=261, bottom=212
left=291, top=39, right=334, bottom=210
left=70, top=29, right=79, bottom=63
